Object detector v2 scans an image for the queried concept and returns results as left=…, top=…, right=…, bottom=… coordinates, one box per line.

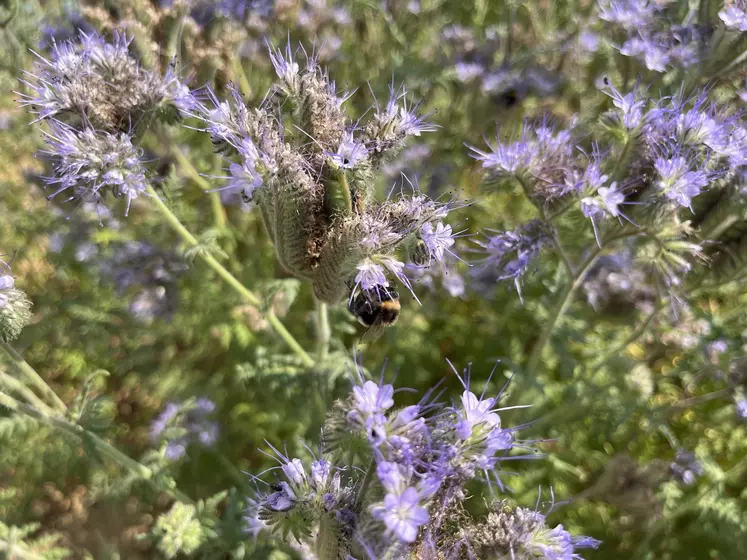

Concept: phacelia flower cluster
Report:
left=468, top=81, right=747, bottom=301
left=19, top=31, right=193, bottom=129
left=439, top=499, right=600, bottom=559
left=19, top=31, right=191, bottom=216
left=41, top=121, right=149, bottom=215
left=193, top=43, right=460, bottom=313
left=245, top=363, right=599, bottom=559
left=471, top=220, right=551, bottom=299
left=597, top=0, right=704, bottom=72
left=0, top=267, right=33, bottom=344
left=151, top=398, right=220, bottom=461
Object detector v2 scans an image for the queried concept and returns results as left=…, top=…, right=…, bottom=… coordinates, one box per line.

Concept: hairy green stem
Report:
left=0, top=369, right=55, bottom=416
left=355, top=460, right=376, bottom=511
left=210, top=154, right=228, bottom=228
left=3, top=344, right=67, bottom=413
left=314, top=299, right=331, bottom=363
left=232, top=58, right=253, bottom=99
left=0, top=391, right=193, bottom=503
left=146, top=186, right=314, bottom=367
left=171, top=145, right=215, bottom=193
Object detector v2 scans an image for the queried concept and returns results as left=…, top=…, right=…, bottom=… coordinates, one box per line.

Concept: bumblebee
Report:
left=348, top=288, right=401, bottom=342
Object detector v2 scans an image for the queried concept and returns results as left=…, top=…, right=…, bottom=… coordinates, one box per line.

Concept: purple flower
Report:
left=670, top=449, right=703, bottom=485
left=268, top=41, right=300, bottom=94
left=654, top=156, right=711, bottom=208
left=150, top=398, right=220, bottom=460
left=351, top=380, right=395, bottom=418
left=720, top=3, right=747, bottom=31
left=469, top=133, right=536, bottom=177
left=604, top=82, right=647, bottom=129
left=598, top=0, right=659, bottom=30
left=42, top=122, right=148, bottom=216
left=581, top=183, right=625, bottom=220
left=328, top=132, right=369, bottom=169
left=354, top=261, right=389, bottom=292
left=529, top=523, right=601, bottom=559
left=282, top=458, right=307, bottom=486
left=164, top=441, right=187, bottom=461
left=419, top=222, right=455, bottom=263
left=736, top=398, right=747, bottom=419
left=456, top=390, right=501, bottom=440
left=472, top=220, right=549, bottom=299
left=371, top=486, right=429, bottom=543
left=226, top=160, right=263, bottom=204
left=454, top=61, right=484, bottom=83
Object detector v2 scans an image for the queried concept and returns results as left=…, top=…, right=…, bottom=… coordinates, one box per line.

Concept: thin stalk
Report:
left=0, top=391, right=192, bottom=503
left=267, top=312, right=314, bottom=368
left=515, top=177, right=574, bottom=275
left=714, top=45, right=747, bottom=79
left=699, top=214, right=740, bottom=243
left=355, top=460, right=376, bottom=511
left=338, top=170, right=353, bottom=214
left=0, top=369, right=55, bottom=415
left=232, top=58, right=253, bottom=99
left=210, top=155, right=227, bottom=228
left=3, top=344, right=67, bottom=412
left=164, top=5, right=187, bottom=65
left=146, top=186, right=314, bottom=367
left=524, top=229, right=643, bottom=376
left=171, top=145, right=215, bottom=193
left=315, top=299, right=331, bottom=363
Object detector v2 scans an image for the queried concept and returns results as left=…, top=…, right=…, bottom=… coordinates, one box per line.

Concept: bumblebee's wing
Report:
left=359, top=321, right=388, bottom=343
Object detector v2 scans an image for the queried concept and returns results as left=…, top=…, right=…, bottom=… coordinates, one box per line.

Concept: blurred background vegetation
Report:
left=1, top=0, right=746, bottom=558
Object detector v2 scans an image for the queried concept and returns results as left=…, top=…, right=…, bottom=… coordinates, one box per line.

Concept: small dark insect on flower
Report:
left=347, top=288, right=401, bottom=342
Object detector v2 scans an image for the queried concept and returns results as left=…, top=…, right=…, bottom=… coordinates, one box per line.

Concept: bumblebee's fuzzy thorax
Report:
left=348, top=288, right=401, bottom=341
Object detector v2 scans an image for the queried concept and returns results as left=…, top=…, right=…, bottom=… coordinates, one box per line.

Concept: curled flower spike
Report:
left=468, top=119, right=576, bottom=201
